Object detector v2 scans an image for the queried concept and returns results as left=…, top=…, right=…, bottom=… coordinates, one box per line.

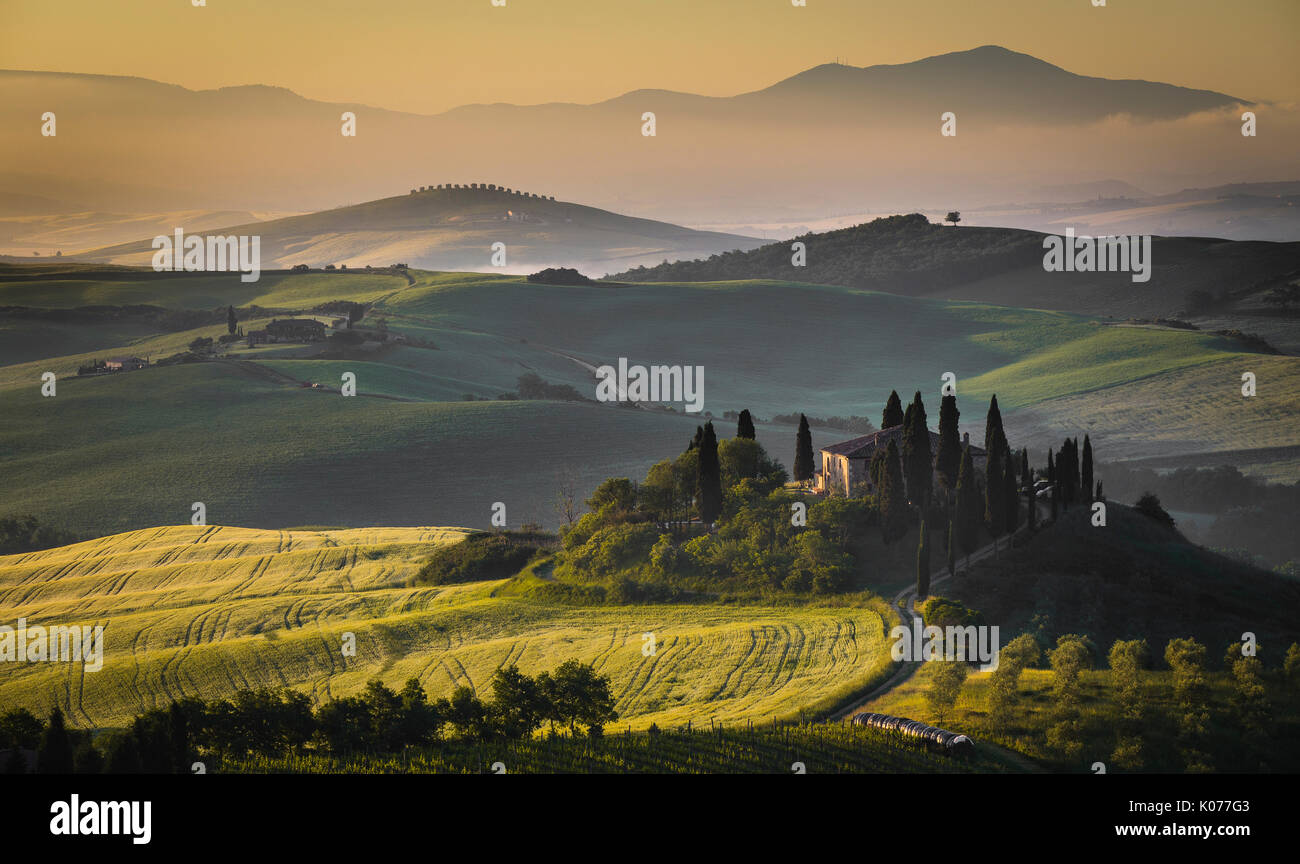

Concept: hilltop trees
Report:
left=902, top=391, right=932, bottom=507
left=697, top=422, right=722, bottom=525
left=882, top=390, right=904, bottom=430
left=935, top=394, right=962, bottom=497
left=945, top=211, right=961, bottom=227
left=226, top=304, right=237, bottom=335
left=793, top=414, right=814, bottom=483
left=736, top=409, right=756, bottom=440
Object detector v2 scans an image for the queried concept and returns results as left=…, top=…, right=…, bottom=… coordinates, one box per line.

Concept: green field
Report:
left=1, top=266, right=1296, bottom=539
left=0, top=525, right=895, bottom=730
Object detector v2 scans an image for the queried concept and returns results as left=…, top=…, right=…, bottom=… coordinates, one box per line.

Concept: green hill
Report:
left=0, top=525, right=894, bottom=730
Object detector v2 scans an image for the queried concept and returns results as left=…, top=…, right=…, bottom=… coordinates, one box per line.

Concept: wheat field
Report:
left=0, top=525, right=893, bottom=730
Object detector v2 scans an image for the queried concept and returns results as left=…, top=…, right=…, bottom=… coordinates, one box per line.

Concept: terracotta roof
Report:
left=821, top=425, right=985, bottom=459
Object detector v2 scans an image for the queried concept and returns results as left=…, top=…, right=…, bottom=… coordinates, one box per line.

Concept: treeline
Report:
left=1, top=661, right=616, bottom=774
left=929, top=630, right=1300, bottom=771
left=413, top=528, right=555, bottom=585
left=609, top=214, right=1041, bottom=294
left=1098, top=462, right=1300, bottom=566
left=0, top=514, right=79, bottom=555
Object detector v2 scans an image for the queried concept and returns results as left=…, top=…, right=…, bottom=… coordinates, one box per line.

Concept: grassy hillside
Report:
left=609, top=213, right=1300, bottom=320
left=75, top=188, right=763, bottom=274
left=0, top=525, right=894, bottom=730
left=1, top=266, right=1295, bottom=542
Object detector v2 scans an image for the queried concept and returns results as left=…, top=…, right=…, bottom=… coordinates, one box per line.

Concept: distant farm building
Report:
left=815, top=426, right=987, bottom=496
left=263, top=318, right=327, bottom=343
left=104, top=356, right=147, bottom=372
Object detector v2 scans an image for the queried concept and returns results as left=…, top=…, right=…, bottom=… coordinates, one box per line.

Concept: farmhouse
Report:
left=104, top=356, right=147, bottom=372
left=265, top=318, right=326, bottom=343
left=815, top=426, right=986, bottom=496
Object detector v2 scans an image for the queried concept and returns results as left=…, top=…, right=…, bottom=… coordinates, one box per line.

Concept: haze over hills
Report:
left=3, top=46, right=1294, bottom=230
left=70, top=187, right=763, bottom=274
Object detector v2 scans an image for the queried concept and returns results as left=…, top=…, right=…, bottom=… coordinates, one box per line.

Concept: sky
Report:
left=2, top=0, right=1297, bottom=114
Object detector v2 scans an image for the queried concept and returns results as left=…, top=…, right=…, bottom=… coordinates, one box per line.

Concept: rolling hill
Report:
left=608, top=213, right=1300, bottom=320
left=70, top=187, right=763, bottom=274
left=1, top=264, right=1297, bottom=540
left=0, top=525, right=894, bottom=730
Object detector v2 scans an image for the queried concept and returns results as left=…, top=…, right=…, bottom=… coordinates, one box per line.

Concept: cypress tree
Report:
left=1003, top=445, right=1019, bottom=537
left=1081, top=434, right=1094, bottom=504
left=1027, top=476, right=1037, bottom=530
left=946, top=519, right=957, bottom=578
left=1020, top=448, right=1030, bottom=491
left=902, top=391, right=931, bottom=507
left=984, top=394, right=1004, bottom=456
left=882, top=390, right=904, bottom=430
left=793, top=414, right=814, bottom=483
left=985, top=442, right=1005, bottom=555
left=736, top=410, right=756, bottom=440
left=226, top=304, right=237, bottom=335
left=955, top=445, right=980, bottom=566
left=935, top=394, right=962, bottom=496
left=916, top=518, right=931, bottom=599
left=879, top=439, right=908, bottom=544
left=1047, top=448, right=1055, bottom=485
left=697, top=422, right=722, bottom=524
left=37, top=706, right=73, bottom=774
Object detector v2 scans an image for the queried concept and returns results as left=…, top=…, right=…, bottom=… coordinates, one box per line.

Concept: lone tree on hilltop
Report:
left=227, top=305, right=237, bottom=336
left=945, top=211, right=961, bottom=227
left=793, top=414, right=814, bottom=483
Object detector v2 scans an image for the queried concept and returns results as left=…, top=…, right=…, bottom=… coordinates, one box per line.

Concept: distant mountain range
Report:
left=2, top=45, right=1290, bottom=232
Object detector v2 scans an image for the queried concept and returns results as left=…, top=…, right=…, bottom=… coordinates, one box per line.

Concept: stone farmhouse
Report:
left=815, top=425, right=987, bottom=496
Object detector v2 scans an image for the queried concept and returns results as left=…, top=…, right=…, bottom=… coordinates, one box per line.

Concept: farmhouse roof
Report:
left=821, top=425, right=984, bottom=459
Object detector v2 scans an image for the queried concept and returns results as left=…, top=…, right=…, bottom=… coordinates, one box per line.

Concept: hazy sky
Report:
left=3, top=0, right=1296, bottom=113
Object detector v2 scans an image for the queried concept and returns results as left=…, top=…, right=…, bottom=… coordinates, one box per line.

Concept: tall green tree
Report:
left=1081, top=435, right=1094, bottom=504
left=902, top=391, right=932, bottom=507
left=879, top=439, right=908, bottom=544
left=916, top=518, right=931, bottom=599
left=793, top=414, right=814, bottom=483
left=736, top=409, right=756, bottom=440
left=935, top=394, right=962, bottom=497
left=36, top=706, right=73, bottom=774
left=1020, top=448, right=1030, bottom=491
left=984, top=394, right=1004, bottom=456
left=697, top=421, right=722, bottom=524
left=226, top=304, right=237, bottom=335
left=985, top=442, right=1006, bottom=555
left=882, top=390, right=904, bottom=430
left=1003, top=445, right=1019, bottom=537
left=955, top=445, right=980, bottom=565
